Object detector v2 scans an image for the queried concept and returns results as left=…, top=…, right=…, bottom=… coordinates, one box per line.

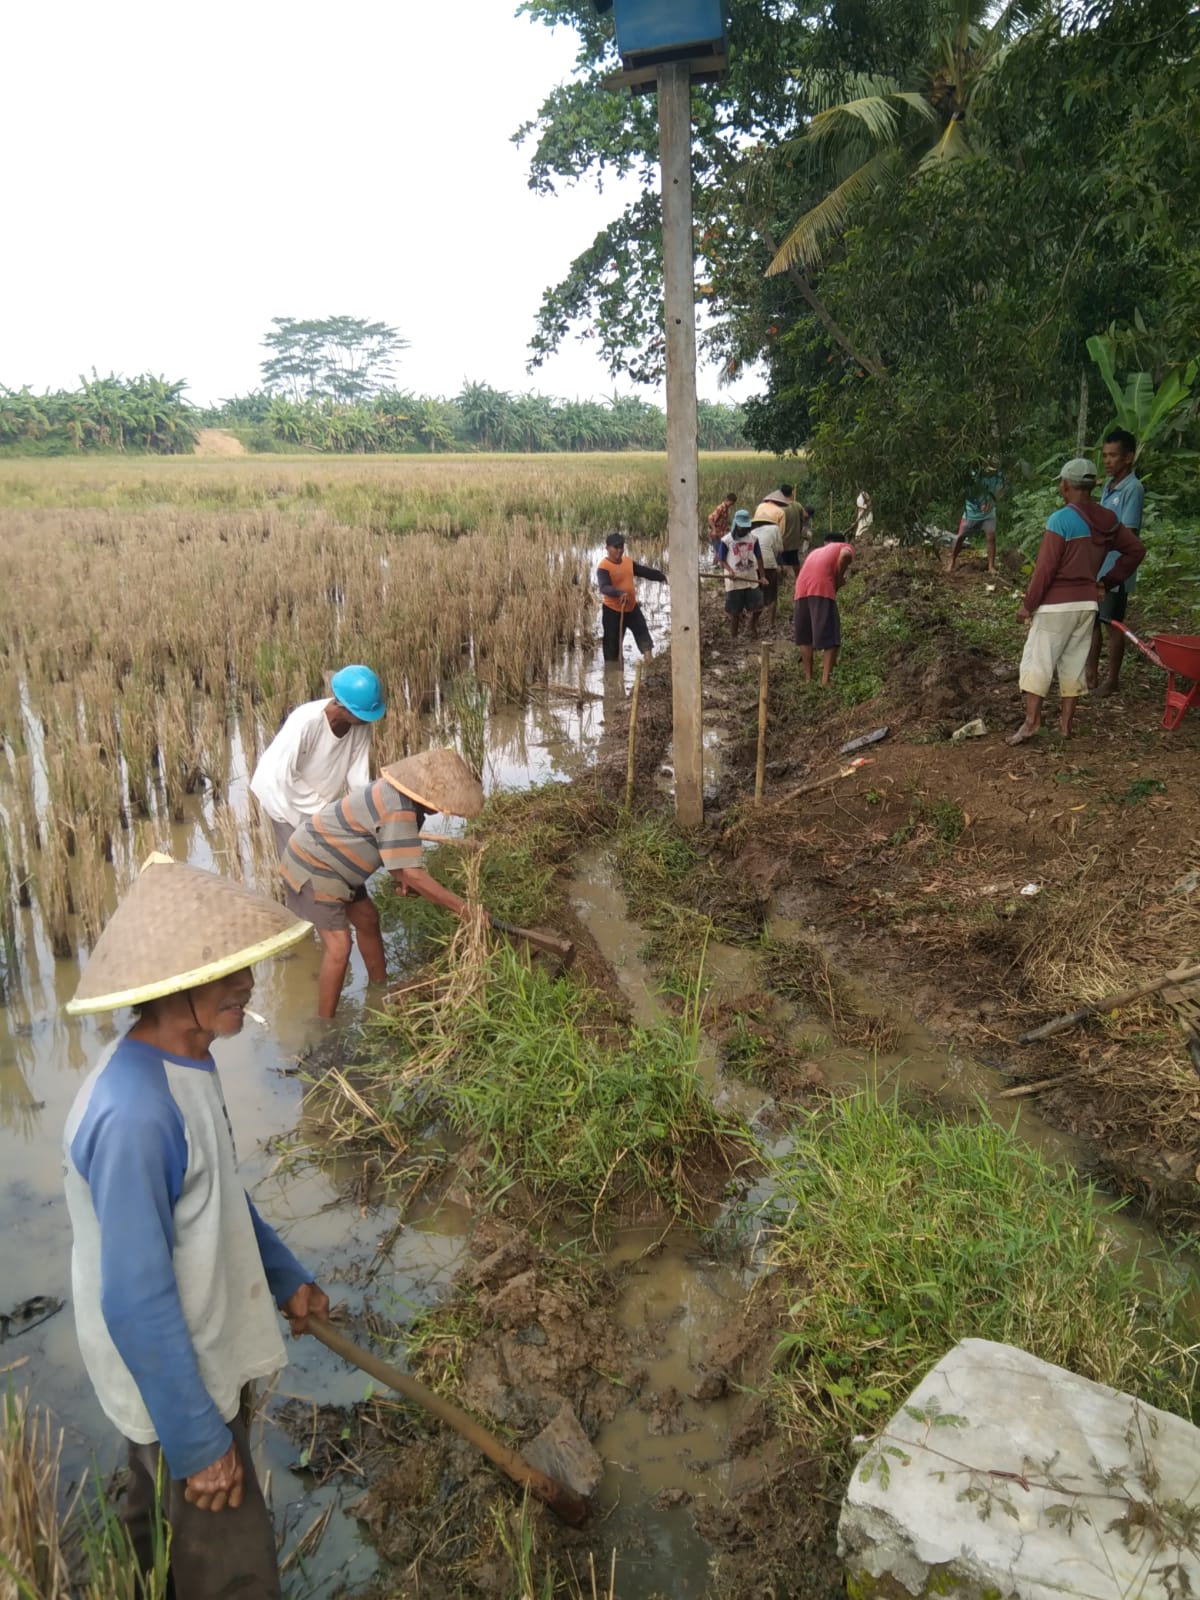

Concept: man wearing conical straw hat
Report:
left=280, top=748, right=484, bottom=1018
left=62, top=857, right=329, bottom=1598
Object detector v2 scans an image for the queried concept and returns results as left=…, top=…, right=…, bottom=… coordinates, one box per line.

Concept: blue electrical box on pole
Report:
left=608, top=0, right=728, bottom=71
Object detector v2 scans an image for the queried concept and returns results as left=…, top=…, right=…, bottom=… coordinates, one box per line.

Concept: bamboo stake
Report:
left=754, top=641, right=770, bottom=805
left=1017, top=962, right=1200, bottom=1044
left=761, top=763, right=858, bottom=812
left=625, top=659, right=643, bottom=811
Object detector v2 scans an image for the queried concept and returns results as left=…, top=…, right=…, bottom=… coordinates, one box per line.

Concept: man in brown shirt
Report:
left=1008, top=458, right=1144, bottom=745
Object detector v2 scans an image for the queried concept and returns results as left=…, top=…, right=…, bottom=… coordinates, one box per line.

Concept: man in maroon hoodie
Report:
left=1008, top=458, right=1145, bottom=746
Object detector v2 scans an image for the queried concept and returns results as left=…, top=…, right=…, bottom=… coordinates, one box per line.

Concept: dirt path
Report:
left=648, top=545, right=1200, bottom=1225
left=192, top=427, right=246, bottom=457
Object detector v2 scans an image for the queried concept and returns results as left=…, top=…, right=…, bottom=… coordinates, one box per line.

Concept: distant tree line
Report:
left=0, top=373, right=196, bottom=455
left=198, top=384, right=749, bottom=453
left=0, top=374, right=748, bottom=457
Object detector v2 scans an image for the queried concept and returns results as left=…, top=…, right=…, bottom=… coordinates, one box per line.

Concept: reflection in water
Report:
left=0, top=1058, right=44, bottom=1140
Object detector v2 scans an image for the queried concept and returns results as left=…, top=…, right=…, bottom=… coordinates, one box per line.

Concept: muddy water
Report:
left=0, top=543, right=671, bottom=1594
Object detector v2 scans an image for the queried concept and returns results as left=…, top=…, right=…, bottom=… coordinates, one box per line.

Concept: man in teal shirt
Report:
left=1087, top=428, right=1145, bottom=696
left=948, top=468, right=1003, bottom=574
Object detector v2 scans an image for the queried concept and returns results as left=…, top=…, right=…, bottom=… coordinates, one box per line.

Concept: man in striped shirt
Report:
left=280, top=749, right=484, bottom=1018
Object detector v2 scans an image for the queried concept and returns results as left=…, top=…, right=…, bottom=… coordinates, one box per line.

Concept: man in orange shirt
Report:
left=596, top=533, right=667, bottom=662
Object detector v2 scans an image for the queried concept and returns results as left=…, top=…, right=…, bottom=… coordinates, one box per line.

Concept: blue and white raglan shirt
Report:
left=63, top=1037, right=311, bottom=1479
left=1098, top=471, right=1145, bottom=593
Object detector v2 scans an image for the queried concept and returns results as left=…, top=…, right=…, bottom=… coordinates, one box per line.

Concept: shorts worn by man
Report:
left=716, top=509, right=766, bottom=640
left=1008, top=457, right=1144, bottom=745
left=793, top=536, right=854, bottom=685
left=595, top=532, right=667, bottom=661
left=281, top=749, right=484, bottom=1017
left=62, top=857, right=328, bottom=1600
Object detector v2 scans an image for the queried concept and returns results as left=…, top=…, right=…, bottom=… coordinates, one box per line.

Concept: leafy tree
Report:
left=260, top=316, right=408, bottom=404
left=761, top=0, right=1049, bottom=277
left=0, top=373, right=195, bottom=455
left=516, top=0, right=1200, bottom=518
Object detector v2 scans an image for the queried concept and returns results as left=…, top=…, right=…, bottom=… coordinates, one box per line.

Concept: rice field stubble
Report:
left=0, top=454, right=776, bottom=969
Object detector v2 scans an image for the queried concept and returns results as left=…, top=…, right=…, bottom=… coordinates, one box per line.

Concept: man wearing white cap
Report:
left=280, top=748, right=485, bottom=1018
left=1008, top=459, right=1144, bottom=746
left=62, top=859, right=329, bottom=1598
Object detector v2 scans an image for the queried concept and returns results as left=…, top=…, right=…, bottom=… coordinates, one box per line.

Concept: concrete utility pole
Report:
left=656, top=59, right=704, bottom=828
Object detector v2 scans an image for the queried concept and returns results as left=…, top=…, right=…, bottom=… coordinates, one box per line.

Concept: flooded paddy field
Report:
left=2, top=454, right=1196, bottom=1599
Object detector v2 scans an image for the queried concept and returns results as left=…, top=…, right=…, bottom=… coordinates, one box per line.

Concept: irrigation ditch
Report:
left=2, top=458, right=1198, bottom=1598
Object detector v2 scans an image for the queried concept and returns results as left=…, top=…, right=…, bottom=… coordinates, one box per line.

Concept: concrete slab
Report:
left=839, top=1337, right=1200, bottom=1600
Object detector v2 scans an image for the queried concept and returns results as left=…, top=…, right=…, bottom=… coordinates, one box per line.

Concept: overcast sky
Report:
left=3, top=1, right=751, bottom=407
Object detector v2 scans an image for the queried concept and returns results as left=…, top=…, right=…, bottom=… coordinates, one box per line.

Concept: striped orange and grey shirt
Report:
left=280, top=777, right=423, bottom=903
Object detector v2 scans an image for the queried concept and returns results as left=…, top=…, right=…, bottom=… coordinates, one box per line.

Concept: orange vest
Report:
left=598, top=553, right=636, bottom=612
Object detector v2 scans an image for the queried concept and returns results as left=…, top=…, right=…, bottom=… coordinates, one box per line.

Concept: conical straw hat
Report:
left=67, top=857, right=312, bottom=1015
left=382, top=749, right=484, bottom=818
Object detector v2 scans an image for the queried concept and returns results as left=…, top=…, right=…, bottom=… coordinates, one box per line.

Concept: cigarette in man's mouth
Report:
left=245, top=1009, right=267, bottom=1027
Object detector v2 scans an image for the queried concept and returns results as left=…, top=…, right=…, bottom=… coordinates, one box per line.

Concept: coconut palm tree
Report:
left=765, top=0, right=1047, bottom=276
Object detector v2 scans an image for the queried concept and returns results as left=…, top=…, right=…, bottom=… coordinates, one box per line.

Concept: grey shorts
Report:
left=792, top=595, right=841, bottom=651
left=1097, top=586, right=1128, bottom=623
left=270, top=817, right=366, bottom=932
left=725, top=586, right=764, bottom=616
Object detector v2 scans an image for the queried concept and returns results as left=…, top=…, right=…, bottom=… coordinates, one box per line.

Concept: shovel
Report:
left=306, top=1315, right=589, bottom=1525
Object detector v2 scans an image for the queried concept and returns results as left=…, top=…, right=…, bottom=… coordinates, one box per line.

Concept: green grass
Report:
left=885, top=793, right=966, bottom=854
left=361, top=945, right=746, bottom=1224
left=756, top=1087, right=1198, bottom=1466
left=613, top=814, right=765, bottom=945
left=377, top=781, right=618, bottom=946
left=1108, top=775, right=1167, bottom=806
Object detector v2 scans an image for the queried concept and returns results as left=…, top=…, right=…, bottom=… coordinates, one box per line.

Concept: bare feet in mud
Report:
left=1006, top=723, right=1041, bottom=746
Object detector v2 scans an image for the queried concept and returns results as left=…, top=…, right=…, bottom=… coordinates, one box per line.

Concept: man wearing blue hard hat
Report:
left=251, top=663, right=385, bottom=867
left=252, top=665, right=388, bottom=1010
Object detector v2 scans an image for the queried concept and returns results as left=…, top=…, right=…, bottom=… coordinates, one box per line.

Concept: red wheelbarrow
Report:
left=1110, top=621, right=1200, bottom=729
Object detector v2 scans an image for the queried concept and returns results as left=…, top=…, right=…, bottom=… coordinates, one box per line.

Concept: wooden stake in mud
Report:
left=626, top=657, right=643, bottom=811
left=307, top=1316, right=589, bottom=1525
left=754, top=642, right=770, bottom=805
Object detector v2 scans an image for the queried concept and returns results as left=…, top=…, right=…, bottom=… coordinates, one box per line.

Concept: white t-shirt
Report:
left=250, top=699, right=372, bottom=827
left=754, top=522, right=782, bottom=570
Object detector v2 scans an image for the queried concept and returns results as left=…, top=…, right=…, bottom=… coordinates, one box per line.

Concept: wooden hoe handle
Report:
left=306, top=1315, right=589, bottom=1526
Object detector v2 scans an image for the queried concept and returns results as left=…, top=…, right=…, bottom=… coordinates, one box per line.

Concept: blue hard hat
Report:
left=330, top=664, right=386, bottom=723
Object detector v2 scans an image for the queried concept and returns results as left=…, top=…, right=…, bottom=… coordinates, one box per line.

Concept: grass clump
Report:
left=761, top=935, right=901, bottom=1051
left=363, top=944, right=746, bottom=1224
left=1, top=1390, right=169, bottom=1599
left=613, top=813, right=765, bottom=945
left=886, top=793, right=966, bottom=855
left=757, top=1087, right=1198, bottom=1462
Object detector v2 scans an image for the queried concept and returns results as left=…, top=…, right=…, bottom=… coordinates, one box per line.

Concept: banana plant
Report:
left=1086, top=332, right=1198, bottom=461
